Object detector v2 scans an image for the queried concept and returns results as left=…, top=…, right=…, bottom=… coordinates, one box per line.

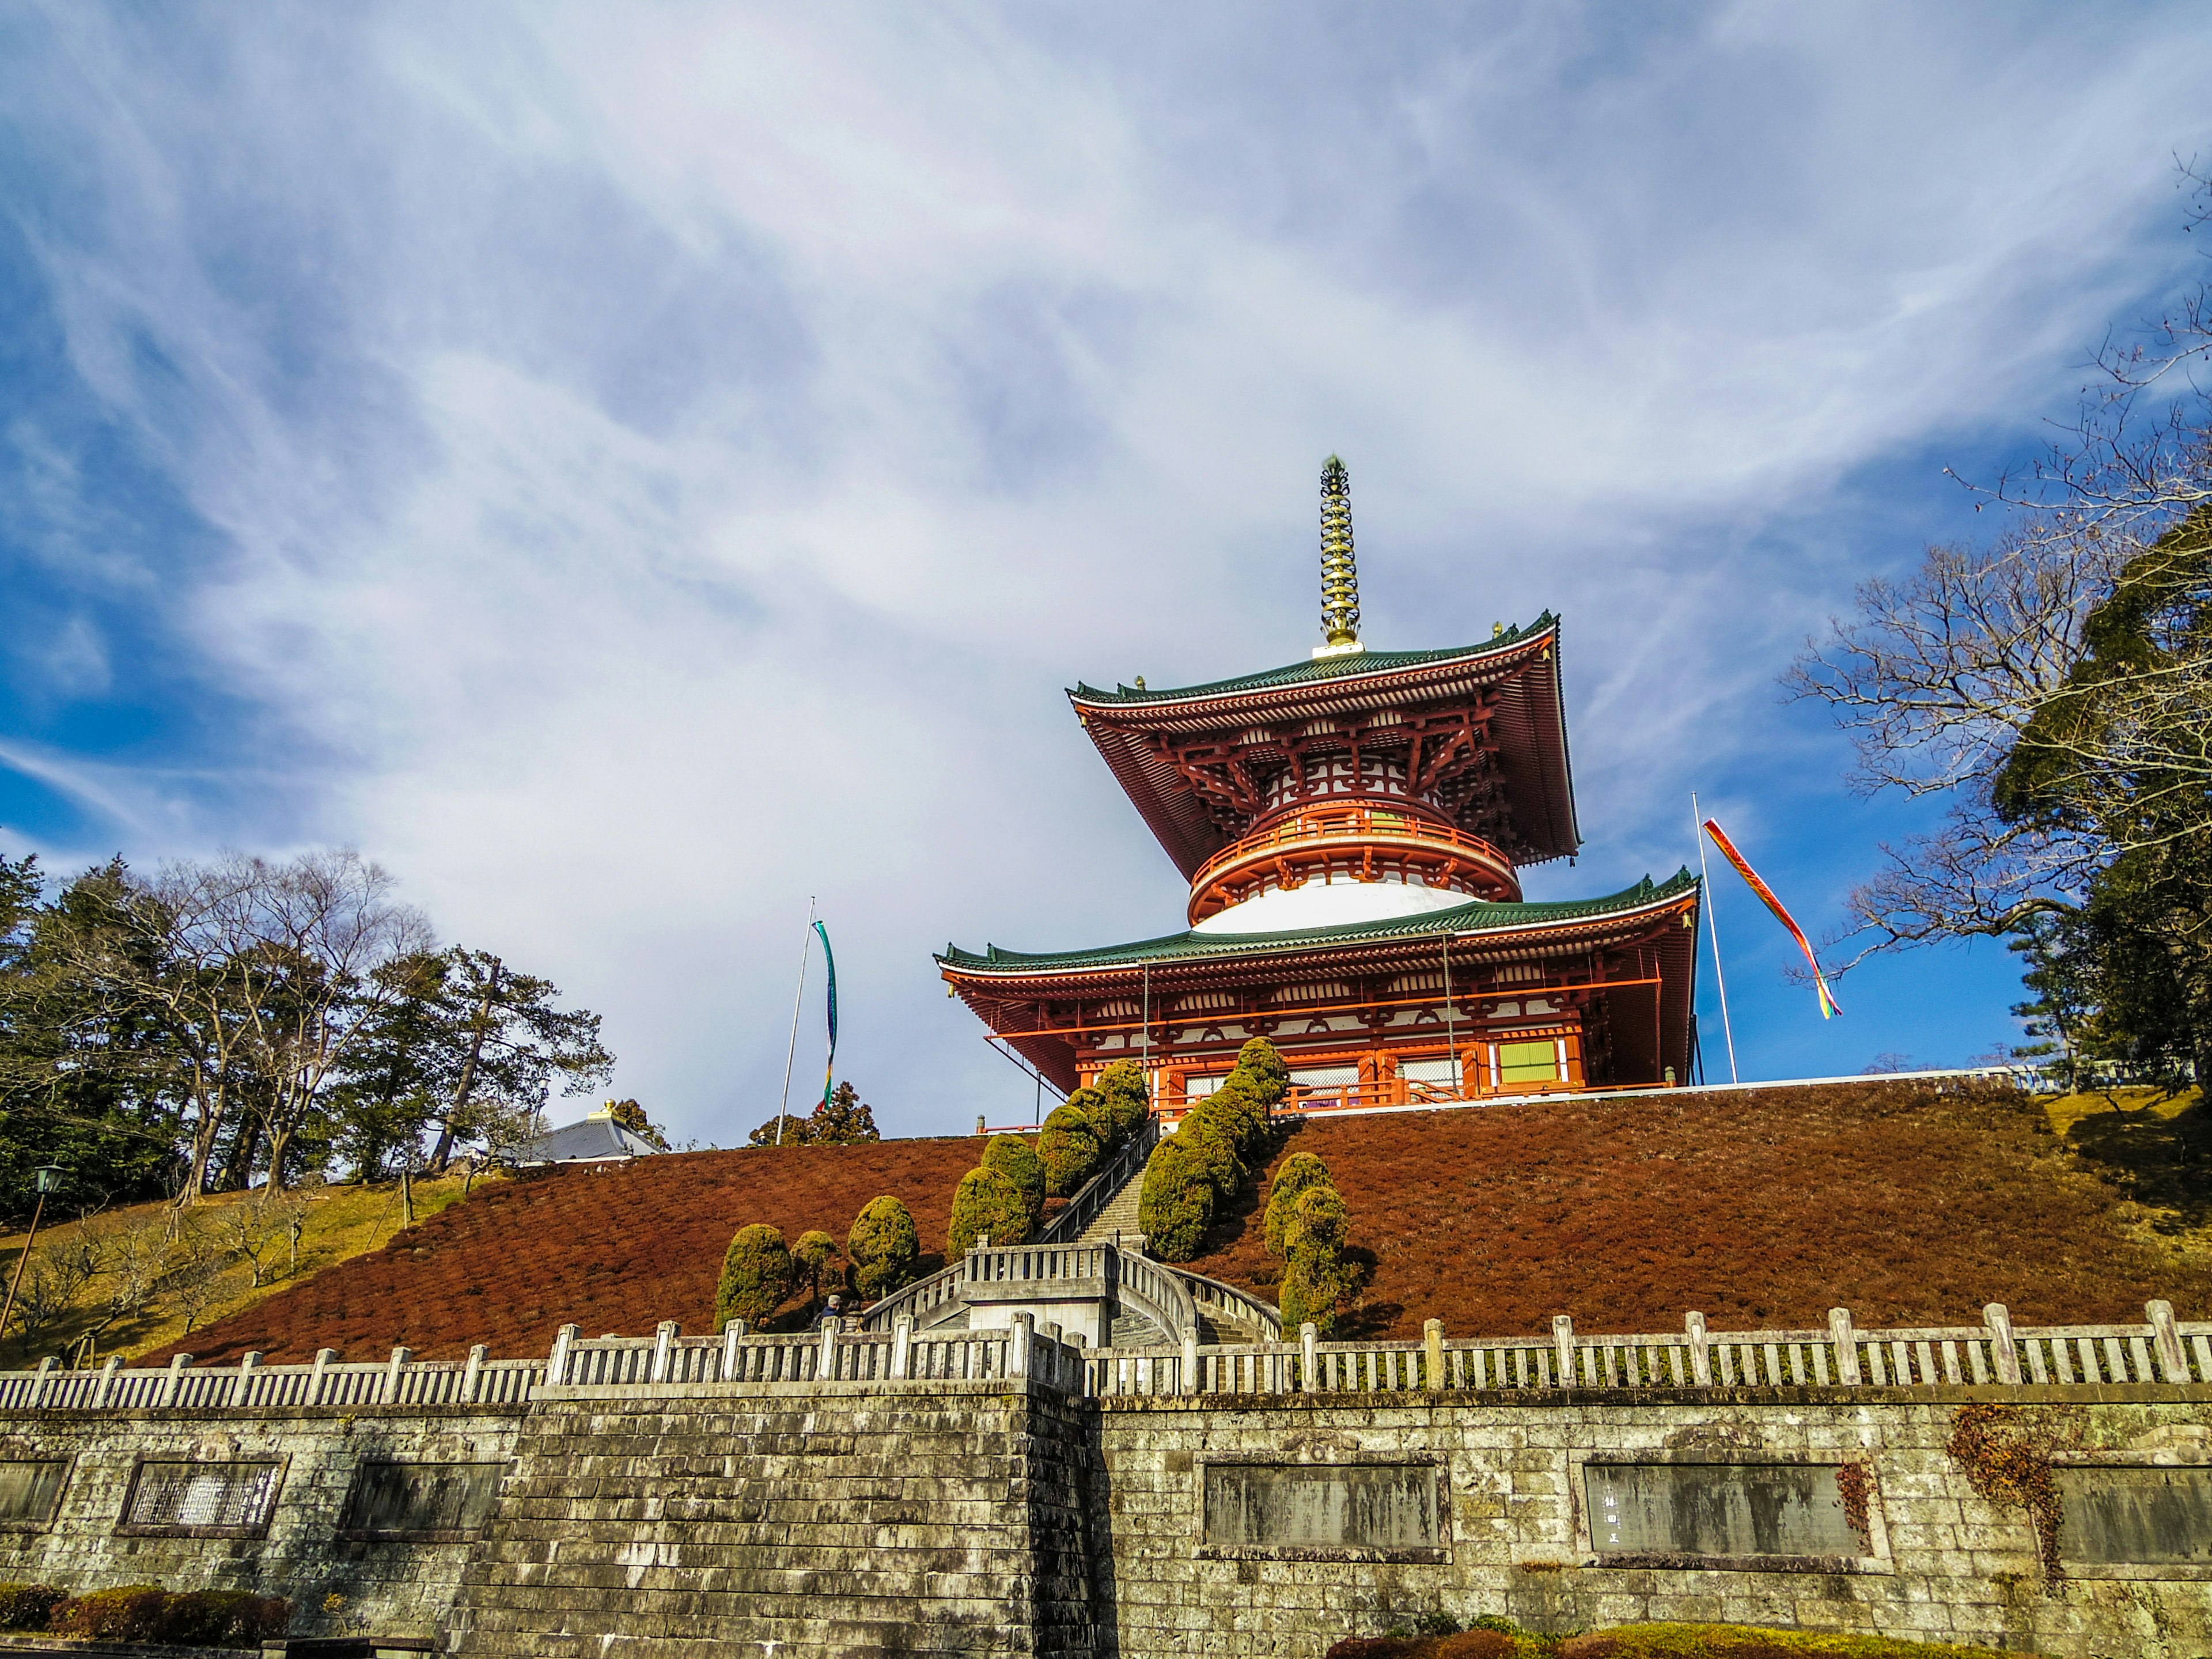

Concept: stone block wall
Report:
left=450, top=1378, right=1097, bottom=1659
left=1089, top=1385, right=2212, bottom=1659
left=0, top=1405, right=525, bottom=1641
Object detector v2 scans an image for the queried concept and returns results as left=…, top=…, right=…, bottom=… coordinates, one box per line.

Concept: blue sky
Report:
left=2, top=3, right=2209, bottom=1141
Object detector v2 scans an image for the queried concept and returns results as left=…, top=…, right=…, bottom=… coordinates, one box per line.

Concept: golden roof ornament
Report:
left=1313, top=454, right=1365, bottom=659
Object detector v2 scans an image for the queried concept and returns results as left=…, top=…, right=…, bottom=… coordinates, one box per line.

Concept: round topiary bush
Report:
left=1279, top=1245, right=1348, bottom=1337
left=948, top=1166, right=1032, bottom=1255
left=847, top=1195, right=920, bottom=1301
left=1264, top=1152, right=1336, bottom=1256
left=1231, top=1036, right=1290, bottom=1107
left=793, top=1229, right=840, bottom=1311
left=1037, top=1099, right=1103, bottom=1196
left=1288, top=1183, right=1349, bottom=1254
left=1137, top=1138, right=1215, bottom=1262
left=715, top=1223, right=796, bottom=1329
left=982, top=1134, right=1046, bottom=1228
left=1096, top=1059, right=1152, bottom=1141
left=1205, top=1075, right=1269, bottom=1155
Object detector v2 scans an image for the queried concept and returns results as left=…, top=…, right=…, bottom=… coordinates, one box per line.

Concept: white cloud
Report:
left=5, top=0, right=2210, bottom=1131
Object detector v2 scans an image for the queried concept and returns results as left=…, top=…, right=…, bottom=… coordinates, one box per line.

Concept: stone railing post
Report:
left=1828, top=1308, right=1861, bottom=1386
left=1424, top=1319, right=1445, bottom=1391
left=464, top=1344, right=487, bottom=1403
left=548, top=1323, right=579, bottom=1388
left=1552, top=1315, right=1576, bottom=1387
left=28, top=1355, right=56, bottom=1408
left=92, top=1355, right=122, bottom=1410
left=158, top=1353, right=192, bottom=1410
left=310, top=1347, right=337, bottom=1406
left=891, top=1317, right=912, bottom=1381
left=385, top=1346, right=412, bottom=1404
left=1010, top=1312, right=1035, bottom=1381
left=2149, top=1300, right=2190, bottom=1382
left=721, top=1318, right=747, bottom=1382
left=236, top=1351, right=262, bottom=1407
left=1686, top=1312, right=1711, bottom=1387
left=1300, top=1323, right=1318, bottom=1395
left=1984, top=1304, right=2021, bottom=1386
left=650, top=1320, right=679, bottom=1384
left=818, top=1316, right=840, bottom=1382
left=1185, top=1327, right=1202, bottom=1396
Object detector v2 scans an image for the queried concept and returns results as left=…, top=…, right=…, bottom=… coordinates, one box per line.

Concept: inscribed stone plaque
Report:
left=2058, top=1466, right=2212, bottom=1566
left=1584, top=1463, right=1859, bottom=1561
left=120, top=1460, right=283, bottom=1535
left=0, top=1460, right=68, bottom=1529
left=1203, top=1462, right=1439, bottom=1550
left=342, top=1461, right=506, bottom=1540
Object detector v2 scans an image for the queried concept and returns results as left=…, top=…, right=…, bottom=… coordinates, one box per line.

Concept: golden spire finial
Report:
left=1313, top=454, right=1365, bottom=658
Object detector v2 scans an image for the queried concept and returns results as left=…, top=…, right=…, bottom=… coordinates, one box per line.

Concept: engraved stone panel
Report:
left=0, top=1460, right=68, bottom=1529
left=1584, top=1462, right=1859, bottom=1562
left=2058, top=1466, right=2212, bottom=1566
left=1202, top=1461, right=1440, bottom=1551
left=342, top=1461, right=506, bottom=1541
left=118, top=1459, right=284, bottom=1537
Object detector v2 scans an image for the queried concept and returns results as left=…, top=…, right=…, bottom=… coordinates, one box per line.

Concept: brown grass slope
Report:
left=145, top=1138, right=984, bottom=1365
left=1184, top=1080, right=2212, bottom=1339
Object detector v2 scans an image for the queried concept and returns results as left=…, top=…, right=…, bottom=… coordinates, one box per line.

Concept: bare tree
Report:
left=5, top=1231, right=103, bottom=1355
left=164, top=1213, right=231, bottom=1336
left=221, top=1190, right=308, bottom=1289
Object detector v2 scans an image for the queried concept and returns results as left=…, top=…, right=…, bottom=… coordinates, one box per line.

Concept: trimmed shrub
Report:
left=48, top=1587, right=290, bottom=1647
left=715, top=1224, right=796, bottom=1329
left=793, top=1229, right=839, bottom=1310
left=948, top=1166, right=1032, bottom=1255
left=1096, top=1060, right=1152, bottom=1141
left=1205, top=1075, right=1270, bottom=1155
left=0, top=1586, right=63, bottom=1632
left=1230, top=1036, right=1290, bottom=1108
left=982, top=1135, right=1046, bottom=1229
left=847, top=1195, right=919, bottom=1301
left=1177, top=1105, right=1243, bottom=1194
left=1037, top=1099, right=1103, bottom=1196
left=1287, top=1183, right=1349, bottom=1254
left=1282, top=1181, right=1353, bottom=1336
left=1263, top=1152, right=1336, bottom=1256
left=1137, top=1138, right=1215, bottom=1262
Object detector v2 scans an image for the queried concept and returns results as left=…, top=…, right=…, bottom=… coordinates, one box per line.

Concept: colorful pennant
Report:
left=1701, top=819, right=1843, bottom=1020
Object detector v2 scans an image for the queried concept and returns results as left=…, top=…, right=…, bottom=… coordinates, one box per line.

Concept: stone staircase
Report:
left=1075, top=1159, right=1146, bottom=1247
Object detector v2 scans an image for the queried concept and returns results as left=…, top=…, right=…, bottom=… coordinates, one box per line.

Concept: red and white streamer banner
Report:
left=1702, top=819, right=1842, bottom=1020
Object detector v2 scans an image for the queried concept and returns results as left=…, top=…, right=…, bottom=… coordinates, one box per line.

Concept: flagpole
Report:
left=1692, top=794, right=1739, bottom=1084
left=775, top=897, right=816, bottom=1146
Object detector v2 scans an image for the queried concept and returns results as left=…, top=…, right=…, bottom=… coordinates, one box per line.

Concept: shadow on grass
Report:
left=2067, top=1096, right=2212, bottom=1231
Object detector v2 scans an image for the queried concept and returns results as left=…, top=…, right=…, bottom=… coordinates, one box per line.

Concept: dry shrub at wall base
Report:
left=1264, top=1152, right=1335, bottom=1256
left=981, top=1135, right=1046, bottom=1230
left=1038, top=1099, right=1104, bottom=1196
left=50, top=1588, right=290, bottom=1646
left=1137, top=1138, right=1214, bottom=1262
left=1944, top=1403, right=2082, bottom=1578
left=714, top=1224, right=796, bottom=1330
left=0, top=1586, right=63, bottom=1631
left=1096, top=1059, right=1152, bottom=1140
left=948, top=1166, right=1032, bottom=1255
left=847, top=1195, right=919, bottom=1301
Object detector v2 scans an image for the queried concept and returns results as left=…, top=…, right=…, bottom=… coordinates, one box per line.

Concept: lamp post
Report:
left=1, top=1165, right=66, bottom=1350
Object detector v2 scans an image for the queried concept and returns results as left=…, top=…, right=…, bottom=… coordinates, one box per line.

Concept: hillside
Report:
left=142, top=1137, right=986, bottom=1365
left=1182, top=1078, right=2212, bottom=1339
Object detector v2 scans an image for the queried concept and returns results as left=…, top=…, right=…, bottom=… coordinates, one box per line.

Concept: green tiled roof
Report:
left=940, top=868, right=1697, bottom=974
left=1070, top=613, right=1556, bottom=706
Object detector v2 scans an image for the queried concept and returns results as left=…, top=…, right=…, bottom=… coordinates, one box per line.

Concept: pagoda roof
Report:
left=939, top=868, right=1697, bottom=979
left=1066, top=616, right=1578, bottom=880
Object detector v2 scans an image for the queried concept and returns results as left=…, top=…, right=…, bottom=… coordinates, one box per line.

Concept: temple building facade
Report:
left=938, top=459, right=1702, bottom=1117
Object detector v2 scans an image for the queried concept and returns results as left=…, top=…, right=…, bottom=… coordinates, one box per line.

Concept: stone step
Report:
left=1076, top=1158, right=1149, bottom=1247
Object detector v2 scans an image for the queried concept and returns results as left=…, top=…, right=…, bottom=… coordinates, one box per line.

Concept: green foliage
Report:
left=1264, top=1152, right=1335, bottom=1256
left=793, top=1229, right=839, bottom=1310
left=1204, top=1075, right=1270, bottom=1154
left=809, top=1081, right=882, bottom=1144
left=1137, top=1138, right=1215, bottom=1262
left=604, top=1100, right=670, bottom=1150
left=847, top=1195, right=919, bottom=1300
left=715, top=1224, right=795, bottom=1328
left=1288, top=1183, right=1349, bottom=1253
left=1177, top=1105, right=1243, bottom=1192
left=1230, top=1036, right=1290, bottom=1108
left=1280, top=1176, right=1353, bottom=1337
left=0, top=1586, right=63, bottom=1632
left=982, top=1134, right=1045, bottom=1228
left=1279, top=1247, right=1350, bottom=1338
left=948, top=1166, right=1032, bottom=1255
left=48, top=1587, right=290, bottom=1646
left=748, top=1113, right=815, bottom=1146
left=1096, top=1060, right=1152, bottom=1140
left=1037, top=1099, right=1103, bottom=1196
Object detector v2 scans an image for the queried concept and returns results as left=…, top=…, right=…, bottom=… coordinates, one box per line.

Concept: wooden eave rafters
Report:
left=1071, top=626, right=1577, bottom=881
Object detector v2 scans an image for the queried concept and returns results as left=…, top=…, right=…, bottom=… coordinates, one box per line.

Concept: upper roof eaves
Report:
left=1069, top=613, right=1557, bottom=708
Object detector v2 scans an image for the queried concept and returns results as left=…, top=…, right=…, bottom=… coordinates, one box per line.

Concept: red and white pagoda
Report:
left=939, top=459, right=1702, bottom=1117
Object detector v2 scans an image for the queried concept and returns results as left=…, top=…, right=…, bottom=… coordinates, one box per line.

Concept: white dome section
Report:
left=1190, top=876, right=1479, bottom=935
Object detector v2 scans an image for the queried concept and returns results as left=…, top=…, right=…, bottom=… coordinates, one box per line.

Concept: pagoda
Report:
left=938, top=459, right=1702, bottom=1118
